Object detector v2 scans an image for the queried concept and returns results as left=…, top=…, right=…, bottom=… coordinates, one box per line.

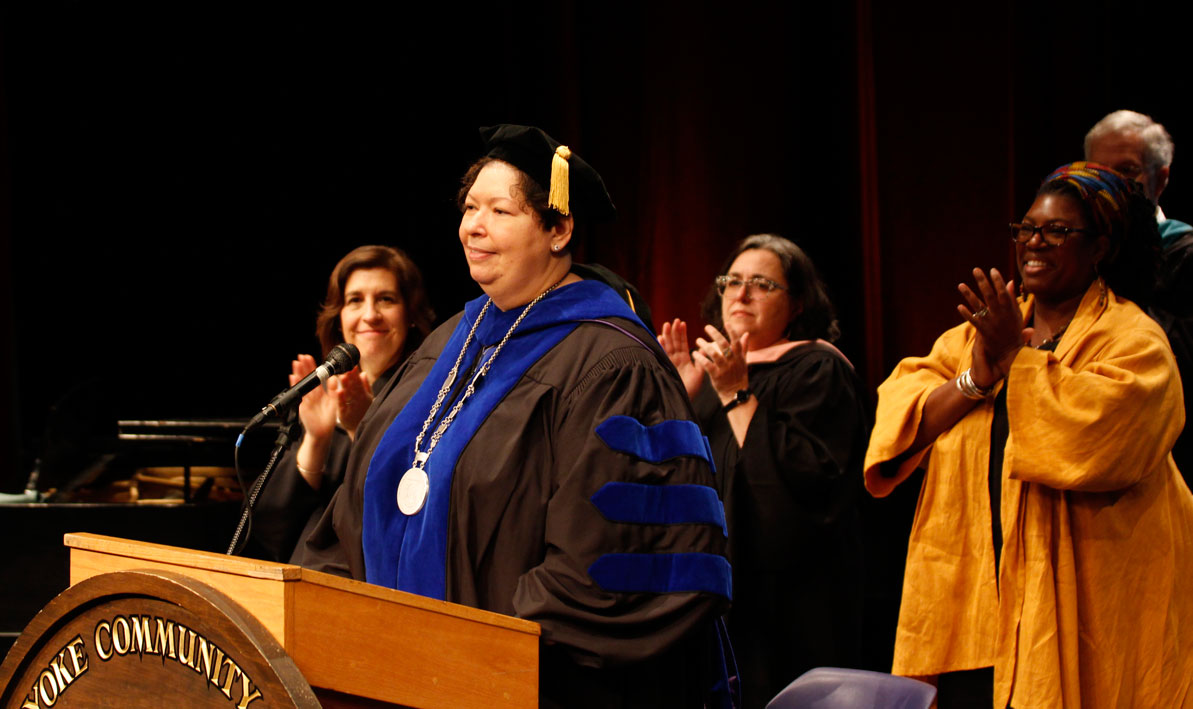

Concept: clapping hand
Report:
left=957, top=268, right=1031, bottom=387
left=335, top=366, right=374, bottom=440
left=290, top=356, right=374, bottom=442
left=693, top=325, right=750, bottom=406
left=658, top=319, right=705, bottom=400
left=291, top=354, right=337, bottom=442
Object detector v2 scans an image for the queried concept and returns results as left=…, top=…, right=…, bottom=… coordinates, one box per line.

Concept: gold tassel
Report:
left=549, top=145, right=571, bottom=215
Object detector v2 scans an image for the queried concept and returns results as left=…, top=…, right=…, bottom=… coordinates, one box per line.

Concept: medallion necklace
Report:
left=397, top=276, right=566, bottom=515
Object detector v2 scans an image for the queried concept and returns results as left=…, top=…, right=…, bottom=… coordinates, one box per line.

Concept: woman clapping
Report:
left=252, top=246, right=433, bottom=563
left=660, top=234, right=868, bottom=707
left=866, top=163, right=1193, bottom=707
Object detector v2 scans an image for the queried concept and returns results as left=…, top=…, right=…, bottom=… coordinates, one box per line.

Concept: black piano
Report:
left=0, top=419, right=279, bottom=657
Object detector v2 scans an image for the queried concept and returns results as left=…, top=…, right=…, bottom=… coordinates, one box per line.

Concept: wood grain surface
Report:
left=56, top=533, right=539, bottom=707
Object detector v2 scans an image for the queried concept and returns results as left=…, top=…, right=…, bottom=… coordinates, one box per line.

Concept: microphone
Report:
left=244, top=343, right=360, bottom=433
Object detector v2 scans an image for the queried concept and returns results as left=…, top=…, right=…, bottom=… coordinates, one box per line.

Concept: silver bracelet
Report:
left=956, top=368, right=996, bottom=400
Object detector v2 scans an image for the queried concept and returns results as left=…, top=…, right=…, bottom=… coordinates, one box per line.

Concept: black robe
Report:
left=694, top=341, right=868, bottom=708
left=302, top=281, right=731, bottom=708
left=250, top=367, right=396, bottom=564
left=1150, top=227, right=1193, bottom=486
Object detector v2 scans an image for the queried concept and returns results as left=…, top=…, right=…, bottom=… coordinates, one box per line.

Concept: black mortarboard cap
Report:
left=479, top=124, right=617, bottom=222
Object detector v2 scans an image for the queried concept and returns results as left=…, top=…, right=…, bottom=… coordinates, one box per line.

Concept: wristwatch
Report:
left=723, top=388, right=751, bottom=412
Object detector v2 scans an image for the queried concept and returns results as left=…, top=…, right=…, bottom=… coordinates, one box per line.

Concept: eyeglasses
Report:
left=715, top=275, right=788, bottom=297
left=1008, top=222, right=1091, bottom=247
left=1110, top=162, right=1144, bottom=179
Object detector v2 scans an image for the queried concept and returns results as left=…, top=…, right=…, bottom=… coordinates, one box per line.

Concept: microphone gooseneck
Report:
left=227, top=342, right=360, bottom=556
left=242, top=343, right=360, bottom=434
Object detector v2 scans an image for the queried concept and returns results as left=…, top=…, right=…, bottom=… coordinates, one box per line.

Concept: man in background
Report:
left=1086, top=110, right=1193, bottom=483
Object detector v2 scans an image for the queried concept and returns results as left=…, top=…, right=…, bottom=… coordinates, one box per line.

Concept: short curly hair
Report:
left=1084, top=110, right=1174, bottom=180
left=457, top=157, right=566, bottom=232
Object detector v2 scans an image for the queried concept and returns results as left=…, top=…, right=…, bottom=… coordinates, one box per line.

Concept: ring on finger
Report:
left=974, top=307, right=990, bottom=319
left=721, top=346, right=733, bottom=358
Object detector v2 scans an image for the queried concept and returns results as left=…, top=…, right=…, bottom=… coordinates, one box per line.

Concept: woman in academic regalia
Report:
left=252, top=245, right=434, bottom=564
left=302, top=125, right=732, bottom=708
left=658, top=234, right=868, bottom=708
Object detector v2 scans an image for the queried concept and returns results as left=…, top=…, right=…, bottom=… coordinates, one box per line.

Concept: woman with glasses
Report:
left=658, top=233, right=868, bottom=708
left=865, top=163, right=1193, bottom=707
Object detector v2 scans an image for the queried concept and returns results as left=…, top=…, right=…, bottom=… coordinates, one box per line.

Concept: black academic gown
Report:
left=250, top=368, right=397, bottom=564
left=303, top=281, right=731, bottom=708
left=1151, top=228, right=1193, bottom=486
left=694, top=341, right=868, bottom=709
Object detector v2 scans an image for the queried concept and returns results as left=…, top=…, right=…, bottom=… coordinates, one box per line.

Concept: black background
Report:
left=2, top=0, right=1190, bottom=675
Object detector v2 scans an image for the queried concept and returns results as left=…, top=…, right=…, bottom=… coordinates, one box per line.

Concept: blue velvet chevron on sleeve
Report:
left=591, top=481, right=727, bottom=537
left=595, top=415, right=715, bottom=470
left=589, top=553, right=732, bottom=599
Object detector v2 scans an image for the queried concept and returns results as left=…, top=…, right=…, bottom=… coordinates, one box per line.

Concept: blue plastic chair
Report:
left=766, top=667, right=936, bottom=709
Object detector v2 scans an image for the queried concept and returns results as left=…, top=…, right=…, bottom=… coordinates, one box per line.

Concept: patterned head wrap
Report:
left=1041, top=161, right=1133, bottom=241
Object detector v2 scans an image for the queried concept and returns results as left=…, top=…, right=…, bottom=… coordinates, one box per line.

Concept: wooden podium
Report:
left=0, top=534, right=540, bottom=708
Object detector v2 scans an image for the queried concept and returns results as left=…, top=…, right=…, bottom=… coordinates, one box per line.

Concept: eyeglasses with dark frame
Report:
left=1008, top=222, right=1092, bottom=247
left=715, top=275, right=788, bottom=297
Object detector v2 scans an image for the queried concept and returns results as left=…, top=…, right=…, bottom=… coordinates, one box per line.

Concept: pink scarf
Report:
left=745, top=338, right=854, bottom=369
